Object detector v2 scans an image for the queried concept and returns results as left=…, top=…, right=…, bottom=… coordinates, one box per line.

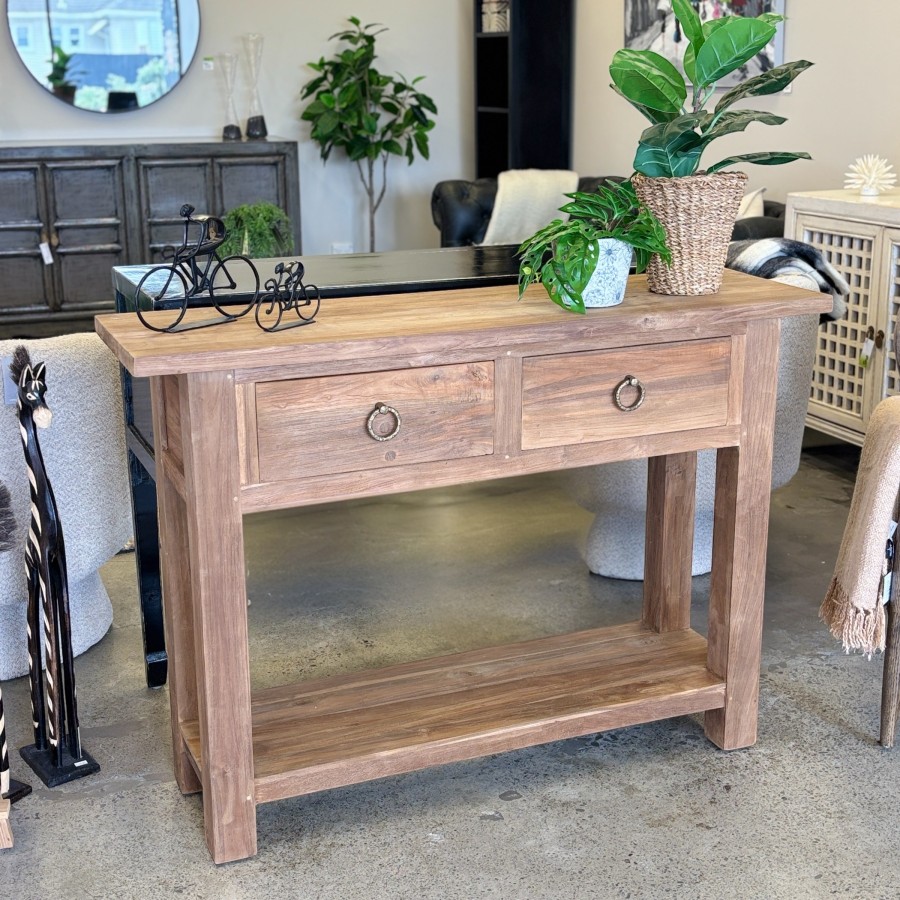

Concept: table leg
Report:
left=643, top=452, right=697, bottom=632
left=151, top=378, right=200, bottom=795
left=705, top=319, right=781, bottom=751
left=179, top=371, right=256, bottom=864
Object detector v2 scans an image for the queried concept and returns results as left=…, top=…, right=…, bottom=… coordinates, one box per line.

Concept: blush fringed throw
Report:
left=820, top=395, right=900, bottom=656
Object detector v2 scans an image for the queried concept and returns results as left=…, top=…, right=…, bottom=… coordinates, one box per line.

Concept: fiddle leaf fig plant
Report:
left=517, top=179, right=671, bottom=315
left=609, top=1, right=813, bottom=178
left=300, top=16, right=438, bottom=252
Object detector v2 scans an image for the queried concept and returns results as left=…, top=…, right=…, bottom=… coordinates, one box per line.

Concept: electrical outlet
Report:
left=330, top=242, right=354, bottom=254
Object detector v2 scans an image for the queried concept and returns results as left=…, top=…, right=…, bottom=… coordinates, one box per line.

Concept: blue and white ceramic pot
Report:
left=582, top=238, right=632, bottom=308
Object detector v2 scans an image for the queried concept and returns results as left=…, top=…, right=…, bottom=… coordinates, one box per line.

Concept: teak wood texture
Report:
left=96, top=271, right=829, bottom=863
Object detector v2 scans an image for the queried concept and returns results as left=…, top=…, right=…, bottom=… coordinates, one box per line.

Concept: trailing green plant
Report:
left=609, top=0, right=812, bottom=178
left=300, top=16, right=437, bottom=252
left=219, top=202, right=295, bottom=258
left=517, top=179, right=671, bottom=314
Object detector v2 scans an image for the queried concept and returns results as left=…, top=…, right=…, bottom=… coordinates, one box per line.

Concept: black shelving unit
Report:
left=473, top=0, right=574, bottom=178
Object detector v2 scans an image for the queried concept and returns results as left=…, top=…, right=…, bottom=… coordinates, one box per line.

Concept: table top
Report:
left=97, top=269, right=831, bottom=379
left=112, top=245, right=521, bottom=310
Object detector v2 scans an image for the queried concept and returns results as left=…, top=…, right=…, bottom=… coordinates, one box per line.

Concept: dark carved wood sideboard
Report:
left=0, top=139, right=301, bottom=338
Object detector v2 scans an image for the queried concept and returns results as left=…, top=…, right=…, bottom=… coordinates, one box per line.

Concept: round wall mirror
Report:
left=7, top=0, right=200, bottom=113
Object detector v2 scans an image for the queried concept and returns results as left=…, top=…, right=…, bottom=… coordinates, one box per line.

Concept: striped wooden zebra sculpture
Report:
left=0, top=688, right=12, bottom=848
left=10, top=347, right=98, bottom=786
left=0, top=480, right=30, bottom=811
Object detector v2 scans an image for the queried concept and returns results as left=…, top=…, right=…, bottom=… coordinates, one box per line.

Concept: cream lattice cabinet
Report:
left=785, top=189, right=900, bottom=445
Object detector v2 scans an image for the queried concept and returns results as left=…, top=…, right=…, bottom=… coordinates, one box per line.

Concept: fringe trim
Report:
left=820, top=577, right=886, bottom=659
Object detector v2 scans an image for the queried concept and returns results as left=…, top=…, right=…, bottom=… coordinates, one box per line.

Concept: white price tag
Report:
left=39, top=241, right=54, bottom=265
left=860, top=337, right=875, bottom=368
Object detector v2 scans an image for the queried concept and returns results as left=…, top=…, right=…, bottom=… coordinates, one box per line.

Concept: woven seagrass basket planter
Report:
left=633, top=171, right=748, bottom=295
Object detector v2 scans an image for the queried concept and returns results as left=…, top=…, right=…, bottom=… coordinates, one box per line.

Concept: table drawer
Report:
left=521, top=338, right=734, bottom=450
left=254, top=362, right=494, bottom=481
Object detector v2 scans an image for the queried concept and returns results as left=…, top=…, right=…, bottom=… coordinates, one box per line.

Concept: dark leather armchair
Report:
left=431, top=176, right=786, bottom=247
left=729, top=200, right=787, bottom=240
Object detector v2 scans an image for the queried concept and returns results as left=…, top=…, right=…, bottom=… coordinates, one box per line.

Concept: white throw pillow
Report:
left=736, top=187, right=766, bottom=220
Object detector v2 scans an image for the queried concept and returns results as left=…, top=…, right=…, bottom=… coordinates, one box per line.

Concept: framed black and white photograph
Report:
left=624, top=1, right=786, bottom=89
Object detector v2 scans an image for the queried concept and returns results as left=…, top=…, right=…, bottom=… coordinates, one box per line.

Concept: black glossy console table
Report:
left=113, top=246, right=519, bottom=687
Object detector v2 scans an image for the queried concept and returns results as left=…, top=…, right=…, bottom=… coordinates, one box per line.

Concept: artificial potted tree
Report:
left=300, top=17, right=437, bottom=253
left=517, top=178, right=670, bottom=314
left=609, top=0, right=812, bottom=294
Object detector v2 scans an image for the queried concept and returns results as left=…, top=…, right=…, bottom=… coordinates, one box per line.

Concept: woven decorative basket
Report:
left=633, top=171, right=748, bottom=295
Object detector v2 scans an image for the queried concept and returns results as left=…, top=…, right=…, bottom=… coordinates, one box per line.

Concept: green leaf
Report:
left=683, top=18, right=729, bottom=84
left=609, top=84, right=680, bottom=124
left=714, top=60, right=814, bottom=113
left=706, top=151, right=812, bottom=174
left=413, top=131, right=430, bottom=159
left=316, top=110, right=340, bottom=136
left=694, top=18, right=777, bottom=88
left=701, top=109, right=786, bottom=144
left=672, top=0, right=704, bottom=51
left=383, top=139, right=403, bottom=155
left=417, top=94, right=438, bottom=114
left=363, top=113, right=378, bottom=134
left=634, top=114, right=708, bottom=177
left=338, top=82, right=360, bottom=106
left=609, top=49, right=686, bottom=114
left=319, top=92, right=336, bottom=109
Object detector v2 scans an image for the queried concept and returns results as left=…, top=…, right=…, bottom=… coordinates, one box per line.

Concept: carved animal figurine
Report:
left=0, top=685, right=8, bottom=799
left=10, top=347, right=97, bottom=785
left=0, top=480, right=30, bottom=810
left=0, top=689, right=10, bottom=849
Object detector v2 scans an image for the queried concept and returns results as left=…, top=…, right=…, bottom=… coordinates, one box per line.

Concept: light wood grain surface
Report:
left=96, top=270, right=830, bottom=378
left=106, top=272, right=831, bottom=862
left=180, top=623, right=724, bottom=804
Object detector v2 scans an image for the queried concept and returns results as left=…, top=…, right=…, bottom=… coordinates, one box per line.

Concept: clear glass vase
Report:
left=243, top=33, right=268, bottom=140
left=219, top=52, right=242, bottom=141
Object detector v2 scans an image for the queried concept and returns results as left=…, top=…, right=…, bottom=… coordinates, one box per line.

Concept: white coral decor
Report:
left=844, top=155, right=897, bottom=197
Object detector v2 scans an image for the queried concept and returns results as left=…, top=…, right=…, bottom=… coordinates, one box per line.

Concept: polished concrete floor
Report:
left=2, top=442, right=899, bottom=899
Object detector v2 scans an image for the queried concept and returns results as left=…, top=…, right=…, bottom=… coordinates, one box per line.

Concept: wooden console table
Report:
left=95, top=271, right=828, bottom=863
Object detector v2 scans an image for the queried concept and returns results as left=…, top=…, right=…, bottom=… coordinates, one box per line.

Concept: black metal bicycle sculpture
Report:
left=133, top=204, right=260, bottom=333
left=254, top=260, right=320, bottom=332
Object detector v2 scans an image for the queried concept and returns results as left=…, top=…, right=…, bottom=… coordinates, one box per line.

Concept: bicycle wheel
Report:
left=133, top=265, right=189, bottom=333
left=291, top=283, right=318, bottom=323
left=254, top=295, right=284, bottom=332
left=209, top=255, right=260, bottom=318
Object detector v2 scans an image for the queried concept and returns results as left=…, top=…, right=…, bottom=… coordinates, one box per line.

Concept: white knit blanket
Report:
left=481, top=168, right=579, bottom=245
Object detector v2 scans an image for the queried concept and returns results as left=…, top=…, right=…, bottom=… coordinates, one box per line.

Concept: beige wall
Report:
left=2, top=1, right=898, bottom=254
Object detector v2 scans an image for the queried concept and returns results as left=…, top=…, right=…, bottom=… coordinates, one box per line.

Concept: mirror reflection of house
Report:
left=6, top=0, right=199, bottom=112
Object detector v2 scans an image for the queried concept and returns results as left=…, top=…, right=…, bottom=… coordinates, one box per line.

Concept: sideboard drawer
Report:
left=521, top=338, right=734, bottom=450
left=254, top=363, right=494, bottom=481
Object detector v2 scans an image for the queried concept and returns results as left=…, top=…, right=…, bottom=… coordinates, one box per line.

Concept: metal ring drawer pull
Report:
left=613, top=375, right=645, bottom=412
left=366, top=402, right=402, bottom=441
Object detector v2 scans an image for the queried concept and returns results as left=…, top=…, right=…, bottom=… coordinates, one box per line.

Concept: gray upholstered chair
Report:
left=565, top=245, right=848, bottom=580
left=0, top=333, right=132, bottom=679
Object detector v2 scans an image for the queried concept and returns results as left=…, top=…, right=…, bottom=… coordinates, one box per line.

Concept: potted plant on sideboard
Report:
left=47, top=45, right=79, bottom=104
left=517, top=178, right=670, bottom=314
left=609, top=0, right=812, bottom=295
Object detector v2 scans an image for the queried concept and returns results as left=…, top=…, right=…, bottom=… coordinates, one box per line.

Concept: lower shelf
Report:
left=181, top=621, right=725, bottom=805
